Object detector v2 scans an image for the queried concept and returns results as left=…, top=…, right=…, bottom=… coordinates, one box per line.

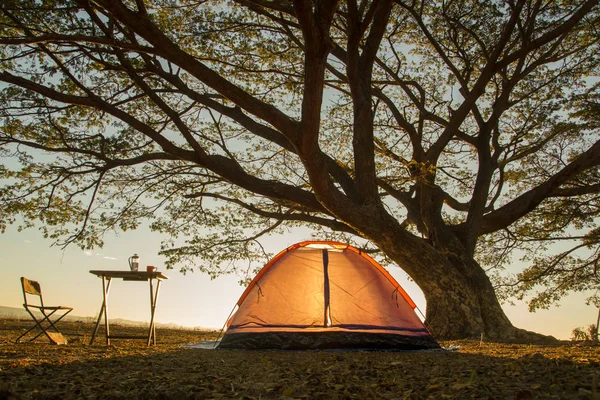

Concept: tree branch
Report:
left=476, top=138, right=600, bottom=235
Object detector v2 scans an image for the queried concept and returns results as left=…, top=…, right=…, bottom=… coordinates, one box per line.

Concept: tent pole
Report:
left=322, top=249, right=331, bottom=327
left=214, top=305, right=237, bottom=348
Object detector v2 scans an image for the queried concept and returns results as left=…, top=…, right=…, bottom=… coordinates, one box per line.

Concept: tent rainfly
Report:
left=217, top=241, right=440, bottom=350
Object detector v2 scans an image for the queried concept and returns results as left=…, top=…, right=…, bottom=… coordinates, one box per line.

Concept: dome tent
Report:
left=217, top=241, right=439, bottom=350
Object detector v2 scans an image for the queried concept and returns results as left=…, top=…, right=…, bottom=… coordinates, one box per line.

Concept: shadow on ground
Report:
left=0, top=319, right=598, bottom=399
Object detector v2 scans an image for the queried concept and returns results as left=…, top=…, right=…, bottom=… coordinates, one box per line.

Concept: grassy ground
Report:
left=0, top=318, right=598, bottom=399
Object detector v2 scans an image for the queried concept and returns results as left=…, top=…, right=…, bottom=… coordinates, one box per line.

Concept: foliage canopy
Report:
left=0, top=0, right=599, bottom=318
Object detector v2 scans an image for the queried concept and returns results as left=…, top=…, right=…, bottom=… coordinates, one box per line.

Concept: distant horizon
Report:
left=1, top=303, right=592, bottom=342
left=0, top=305, right=218, bottom=331
left=2, top=226, right=598, bottom=341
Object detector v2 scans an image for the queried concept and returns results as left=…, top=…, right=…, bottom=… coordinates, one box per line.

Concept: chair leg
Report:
left=15, top=308, right=72, bottom=345
left=39, top=309, right=72, bottom=345
left=15, top=309, right=46, bottom=343
left=28, top=310, right=61, bottom=343
left=42, top=309, right=72, bottom=335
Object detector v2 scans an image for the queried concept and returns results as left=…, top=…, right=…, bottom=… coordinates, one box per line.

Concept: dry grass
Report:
left=1, top=318, right=599, bottom=399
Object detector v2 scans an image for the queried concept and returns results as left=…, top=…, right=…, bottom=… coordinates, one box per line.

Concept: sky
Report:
left=0, top=223, right=597, bottom=340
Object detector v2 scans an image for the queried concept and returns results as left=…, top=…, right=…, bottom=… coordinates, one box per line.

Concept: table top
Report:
left=89, top=270, right=169, bottom=280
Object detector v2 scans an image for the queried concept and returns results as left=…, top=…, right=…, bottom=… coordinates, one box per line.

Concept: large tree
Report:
left=1, top=0, right=599, bottom=339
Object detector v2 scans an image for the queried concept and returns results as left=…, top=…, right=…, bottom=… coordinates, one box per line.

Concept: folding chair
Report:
left=15, top=277, right=73, bottom=345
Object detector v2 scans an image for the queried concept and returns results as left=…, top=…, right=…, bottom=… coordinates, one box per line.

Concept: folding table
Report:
left=89, top=270, right=168, bottom=345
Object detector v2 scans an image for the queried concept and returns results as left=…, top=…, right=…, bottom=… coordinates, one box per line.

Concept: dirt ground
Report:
left=0, top=318, right=598, bottom=399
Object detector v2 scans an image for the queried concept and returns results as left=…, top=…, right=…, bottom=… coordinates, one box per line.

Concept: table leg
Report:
left=147, top=278, right=162, bottom=345
left=103, top=276, right=111, bottom=345
left=90, top=276, right=112, bottom=345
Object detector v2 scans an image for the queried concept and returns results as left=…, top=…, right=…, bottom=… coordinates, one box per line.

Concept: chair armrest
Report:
left=26, top=304, right=73, bottom=311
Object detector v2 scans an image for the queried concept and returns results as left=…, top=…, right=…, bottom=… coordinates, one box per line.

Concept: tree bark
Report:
left=415, top=254, right=513, bottom=339
left=362, top=214, right=555, bottom=341
left=390, top=237, right=555, bottom=340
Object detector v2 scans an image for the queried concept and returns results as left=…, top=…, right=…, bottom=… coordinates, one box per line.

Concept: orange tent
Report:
left=218, top=241, right=439, bottom=350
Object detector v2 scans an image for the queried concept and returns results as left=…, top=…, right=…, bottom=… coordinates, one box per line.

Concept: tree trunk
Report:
left=369, top=221, right=555, bottom=341
left=416, top=254, right=514, bottom=339
left=392, top=244, right=513, bottom=338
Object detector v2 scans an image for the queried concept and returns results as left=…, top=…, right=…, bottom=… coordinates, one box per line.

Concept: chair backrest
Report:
left=21, top=277, right=44, bottom=307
